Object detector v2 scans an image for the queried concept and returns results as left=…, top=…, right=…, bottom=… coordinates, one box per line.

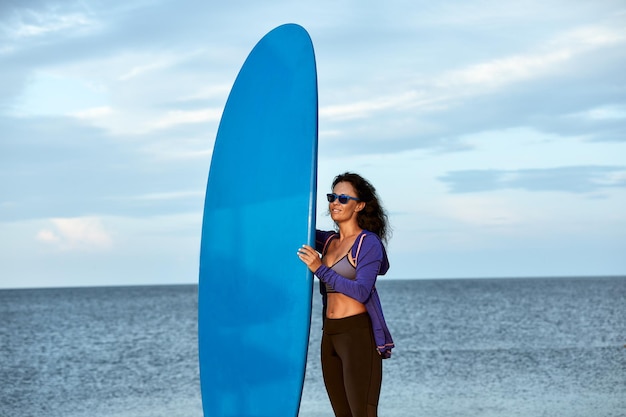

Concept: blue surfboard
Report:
left=198, top=24, right=318, bottom=416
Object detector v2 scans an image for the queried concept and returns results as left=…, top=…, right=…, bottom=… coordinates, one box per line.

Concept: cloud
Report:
left=579, top=105, right=626, bottom=121
left=35, top=229, right=60, bottom=243
left=439, top=166, right=626, bottom=194
left=129, top=191, right=205, bottom=201
left=36, top=217, right=113, bottom=250
left=0, top=113, right=208, bottom=222
left=149, top=108, right=222, bottom=131
left=1, top=6, right=96, bottom=40
left=436, top=24, right=625, bottom=90
left=320, top=91, right=425, bottom=121
left=70, top=105, right=113, bottom=119
left=313, top=18, right=626, bottom=156
left=67, top=104, right=221, bottom=135
left=3, top=0, right=623, bottom=160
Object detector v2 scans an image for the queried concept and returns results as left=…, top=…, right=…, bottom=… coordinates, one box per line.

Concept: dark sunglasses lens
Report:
left=338, top=195, right=349, bottom=204
left=326, top=194, right=337, bottom=203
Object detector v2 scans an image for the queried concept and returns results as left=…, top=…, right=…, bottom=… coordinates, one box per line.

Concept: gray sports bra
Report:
left=323, top=253, right=357, bottom=293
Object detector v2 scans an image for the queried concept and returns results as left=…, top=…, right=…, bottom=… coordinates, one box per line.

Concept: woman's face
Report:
left=329, top=181, right=363, bottom=223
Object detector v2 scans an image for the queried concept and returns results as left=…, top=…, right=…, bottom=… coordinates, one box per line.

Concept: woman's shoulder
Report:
left=316, top=229, right=338, bottom=240
left=352, top=230, right=389, bottom=273
left=357, top=229, right=383, bottom=244
left=315, top=230, right=338, bottom=251
left=351, top=230, right=385, bottom=254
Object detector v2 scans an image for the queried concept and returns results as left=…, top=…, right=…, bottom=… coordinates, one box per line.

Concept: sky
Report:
left=1, top=0, right=625, bottom=289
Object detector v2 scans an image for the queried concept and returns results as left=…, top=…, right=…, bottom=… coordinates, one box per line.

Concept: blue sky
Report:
left=1, top=0, right=625, bottom=288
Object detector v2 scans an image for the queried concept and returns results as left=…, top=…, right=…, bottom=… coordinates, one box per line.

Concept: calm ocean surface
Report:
left=1, top=277, right=625, bottom=417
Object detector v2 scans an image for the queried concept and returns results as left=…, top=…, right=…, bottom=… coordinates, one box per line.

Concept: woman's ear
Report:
left=355, top=201, right=366, bottom=212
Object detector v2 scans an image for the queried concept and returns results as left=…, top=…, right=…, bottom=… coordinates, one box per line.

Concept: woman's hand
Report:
left=297, top=244, right=322, bottom=273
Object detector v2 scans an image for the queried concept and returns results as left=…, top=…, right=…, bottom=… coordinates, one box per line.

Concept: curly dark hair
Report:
left=331, top=172, right=391, bottom=243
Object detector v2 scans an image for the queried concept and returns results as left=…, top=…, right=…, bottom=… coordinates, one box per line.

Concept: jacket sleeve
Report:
left=313, top=234, right=383, bottom=303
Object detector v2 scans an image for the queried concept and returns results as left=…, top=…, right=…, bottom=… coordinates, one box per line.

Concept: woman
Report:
left=297, top=172, right=394, bottom=417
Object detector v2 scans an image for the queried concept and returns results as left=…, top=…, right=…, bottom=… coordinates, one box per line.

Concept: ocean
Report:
left=1, top=277, right=624, bottom=417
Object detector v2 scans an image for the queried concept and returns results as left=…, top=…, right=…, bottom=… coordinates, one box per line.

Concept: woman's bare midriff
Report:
left=326, top=292, right=367, bottom=318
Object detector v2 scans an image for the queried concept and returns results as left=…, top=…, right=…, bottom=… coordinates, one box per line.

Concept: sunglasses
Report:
left=326, top=193, right=360, bottom=204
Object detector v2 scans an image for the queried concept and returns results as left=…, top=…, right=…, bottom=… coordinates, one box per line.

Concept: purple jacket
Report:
left=314, top=230, right=395, bottom=358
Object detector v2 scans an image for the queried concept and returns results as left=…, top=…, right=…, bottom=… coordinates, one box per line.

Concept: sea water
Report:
left=1, top=277, right=624, bottom=417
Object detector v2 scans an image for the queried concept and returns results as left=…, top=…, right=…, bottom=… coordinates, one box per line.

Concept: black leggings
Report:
left=321, top=313, right=382, bottom=417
